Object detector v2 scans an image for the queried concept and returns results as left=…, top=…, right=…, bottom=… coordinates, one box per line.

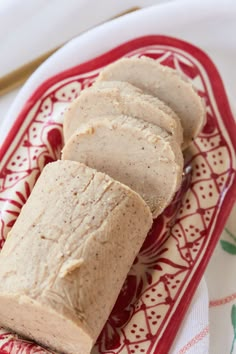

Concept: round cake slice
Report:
left=62, top=115, right=183, bottom=218
left=96, top=56, right=205, bottom=148
left=63, top=80, right=183, bottom=145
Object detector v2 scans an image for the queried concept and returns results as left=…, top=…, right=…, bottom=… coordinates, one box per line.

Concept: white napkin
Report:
left=0, top=0, right=162, bottom=137
left=0, top=1, right=236, bottom=353
left=170, top=279, right=209, bottom=354
left=0, top=0, right=163, bottom=77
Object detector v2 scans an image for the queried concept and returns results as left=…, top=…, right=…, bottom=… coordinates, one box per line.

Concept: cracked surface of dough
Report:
left=0, top=160, right=152, bottom=354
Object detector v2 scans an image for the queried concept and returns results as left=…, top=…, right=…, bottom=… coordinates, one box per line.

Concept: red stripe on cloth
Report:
left=209, top=293, right=236, bottom=307
left=177, top=326, right=209, bottom=354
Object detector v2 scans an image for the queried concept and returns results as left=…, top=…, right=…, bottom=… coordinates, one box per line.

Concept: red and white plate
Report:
left=0, top=34, right=235, bottom=354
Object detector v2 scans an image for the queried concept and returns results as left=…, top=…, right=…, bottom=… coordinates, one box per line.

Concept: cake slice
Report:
left=62, top=115, right=183, bottom=218
left=63, top=80, right=183, bottom=145
left=96, top=56, right=205, bottom=148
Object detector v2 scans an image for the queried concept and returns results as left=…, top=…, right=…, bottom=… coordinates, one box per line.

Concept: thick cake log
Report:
left=0, top=160, right=152, bottom=354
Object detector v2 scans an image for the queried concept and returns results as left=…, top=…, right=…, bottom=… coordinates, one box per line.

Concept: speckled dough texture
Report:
left=62, top=115, right=183, bottom=218
left=0, top=161, right=152, bottom=354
